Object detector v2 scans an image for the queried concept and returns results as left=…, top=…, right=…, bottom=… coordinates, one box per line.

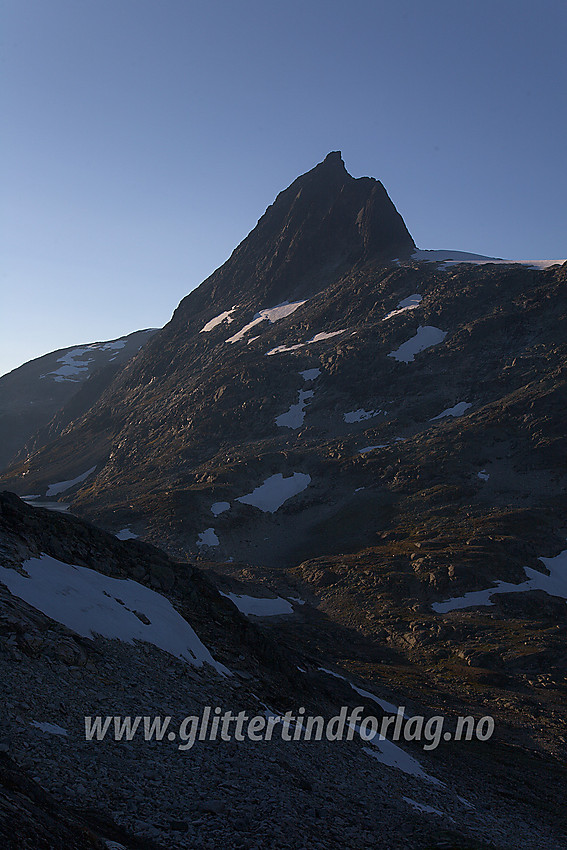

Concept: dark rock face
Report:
left=174, top=150, right=415, bottom=313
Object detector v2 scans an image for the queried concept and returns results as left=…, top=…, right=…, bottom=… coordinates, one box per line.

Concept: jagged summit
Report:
left=175, top=152, right=415, bottom=313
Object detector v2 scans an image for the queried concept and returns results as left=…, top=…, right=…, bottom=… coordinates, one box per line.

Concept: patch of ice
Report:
left=299, top=368, right=321, bottom=381
left=46, top=466, right=96, bottom=497
left=433, top=547, right=567, bottom=613
left=200, top=307, right=237, bottom=333
left=211, top=502, right=230, bottom=516
left=0, top=555, right=229, bottom=673
left=430, top=401, right=472, bottom=420
left=403, top=797, right=447, bottom=817
left=220, top=592, right=294, bottom=617
left=276, top=390, right=314, bottom=429
left=236, top=473, right=311, bottom=513
left=197, top=528, right=219, bottom=547
left=383, top=294, right=422, bottom=320
left=478, top=470, right=490, bottom=481
left=115, top=528, right=138, bottom=540
left=31, top=721, right=68, bottom=736
left=226, top=301, right=306, bottom=343
left=388, top=326, right=447, bottom=363
left=344, top=408, right=383, bottom=423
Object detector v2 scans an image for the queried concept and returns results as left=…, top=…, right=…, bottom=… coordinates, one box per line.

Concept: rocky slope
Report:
left=2, top=492, right=566, bottom=850
left=0, top=328, right=157, bottom=472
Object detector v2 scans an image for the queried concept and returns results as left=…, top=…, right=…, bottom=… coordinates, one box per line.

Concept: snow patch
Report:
left=388, top=326, right=447, bottom=363
left=46, top=466, right=96, bottom=497
left=220, top=592, right=294, bottom=617
left=31, top=721, right=68, bottom=736
left=236, top=473, right=311, bottom=513
left=319, top=667, right=401, bottom=715
left=430, top=401, right=472, bottom=420
left=266, top=329, right=345, bottom=356
left=211, top=502, right=230, bottom=517
left=478, top=470, right=490, bottom=481
left=362, top=731, right=442, bottom=785
left=0, top=555, right=229, bottom=673
left=115, top=528, right=138, bottom=540
left=197, top=528, right=219, bottom=547
left=412, top=249, right=566, bottom=270
left=226, top=301, right=306, bottom=343
left=276, top=390, right=313, bottom=429
left=433, top=547, right=567, bottom=612
left=299, top=368, right=321, bottom=381
left=403, top=797, right=447, bottom=818
left=344, top=408, right=383, bottom=423
left=383, top=294, right=422, bottom=320
left=199, top=307, right=237, bottom=333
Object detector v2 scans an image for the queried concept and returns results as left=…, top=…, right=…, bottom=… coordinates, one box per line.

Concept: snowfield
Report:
left=236, top=473, right=311, bottom=512
left=0, top=554, right=229, bottom=673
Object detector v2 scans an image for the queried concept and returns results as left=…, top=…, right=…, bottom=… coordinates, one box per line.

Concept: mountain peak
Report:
left=177, top=154, right=415, bottom=310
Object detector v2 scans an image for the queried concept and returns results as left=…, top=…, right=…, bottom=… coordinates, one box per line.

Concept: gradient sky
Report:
left=2, top=0, right=566, bottom=377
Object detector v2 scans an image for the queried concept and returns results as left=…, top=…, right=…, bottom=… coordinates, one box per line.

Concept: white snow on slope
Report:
left=430, top=401, right=472, bottom=420
left=200, top=307, right=237, bottom=333
left=383, top=294, right=422, bottom=320
left=99, top=340, right=126, bottom=352
left=211, top=501, right=230, bottom=516
left=197, top=528, right=219, bottom=547
left=319, top=667, right=401, bottom=714
left=388, top=326, right=447, bottom=363
left=220, top=592, right=294, bottom=617
left=344, top=408, right=383, bottom=423
left=432, top=547, right=567, bottom=613
left=300, top=368, right=321, bottom=381
left=46, top=466, right=96, bottom=497
left=276, top=390, right=314, bottom=429
left=236, top=473, right=311, bottom=513
left=266, top=343, right=305, bottom=355
left=116, top=528, right=138, bottom=540
left=478, top=470, right=490, bottom=481
left=226, top=301, right=306, bottom=343
left=31, top=721, right=68, bottom=736
left=0, top=554, right=229, bottom=673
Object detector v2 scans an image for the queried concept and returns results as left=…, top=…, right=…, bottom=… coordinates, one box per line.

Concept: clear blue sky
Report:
left=2, top=0, right=566, bottom=377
